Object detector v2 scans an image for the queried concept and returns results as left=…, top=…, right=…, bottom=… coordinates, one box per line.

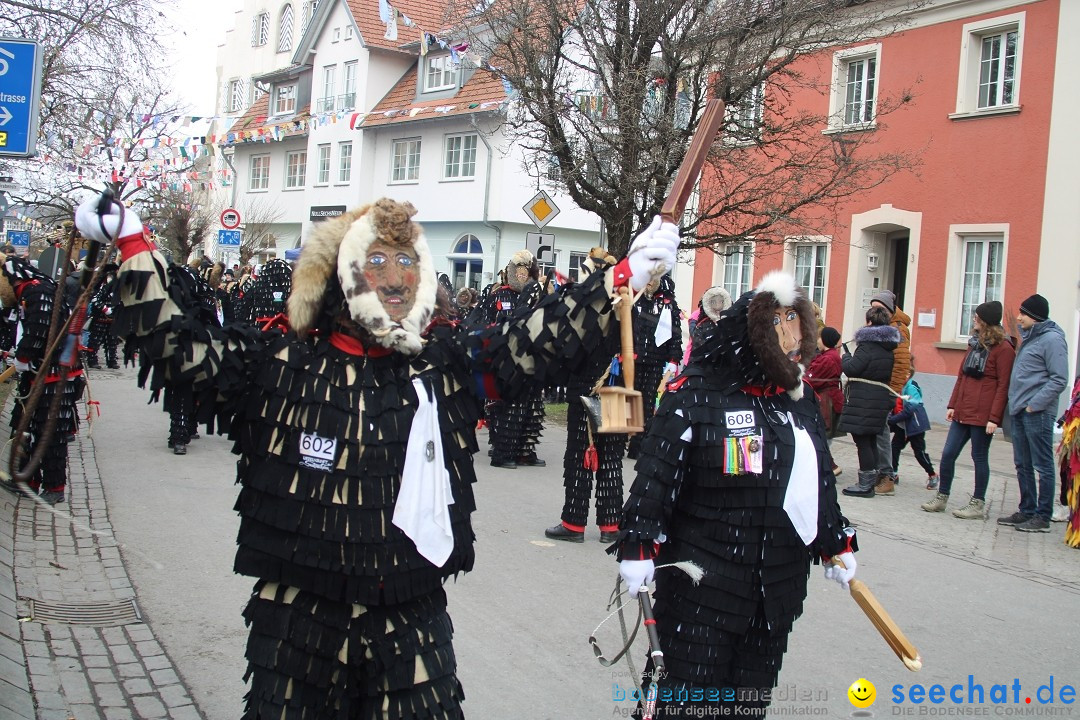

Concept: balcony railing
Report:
left=314, top=93, right=358, bottom=114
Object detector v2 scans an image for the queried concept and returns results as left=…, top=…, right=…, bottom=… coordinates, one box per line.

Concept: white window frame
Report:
left=537, top=249, right=558, bottom=280
left=252, top=12, right=270, bottom=47
left=568, top=251, right=588, bottom=283
left=390, top=138, right=422, bottom=183
left=251, top=78, right=266, bottom=103
left=278, top=4, right=294, bottom=53
left=713, top=241, right=755, bottom=300
left=301, top=1, right=318, bottom=36
left=274, top=83, right=297, bottom=115
left=315, top=144, right=331, bottom=185
left=285, top=150, right=307, bottom=189
left=449, top=235, right=485, bottom=290
left=424, top=54, right=458, bottom=93
left=344, top=24, right=354, bottom=40
left=724, top=81, right=765, bottom=144
left=342, top=61, right=358, bottom=110
left=443, top=133, right=477, bottom=180
left=952, top=12, right=1024, bottom=118
left=338, top=141, right=353, bottom=183
left=249, top=154, right=270, bottom=191
left=782, top=236, right=831, bottom=312
left=942, top=224, right=1009, bottom=342
left=319, top=65, right=336, bottom=113
left=228, top=78, right=246, bottom=113
left=332, top=27, right=341, bottom=42
left=826, top=43, right=881, bottom=131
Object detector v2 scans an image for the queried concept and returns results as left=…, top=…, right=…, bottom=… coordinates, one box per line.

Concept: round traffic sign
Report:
left=220, top=208, right=241, bottom=229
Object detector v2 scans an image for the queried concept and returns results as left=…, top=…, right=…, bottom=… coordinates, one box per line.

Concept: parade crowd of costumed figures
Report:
left=0, top=189, right=1067, bottom=718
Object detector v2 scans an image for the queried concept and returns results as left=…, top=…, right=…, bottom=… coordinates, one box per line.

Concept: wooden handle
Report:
left=832, top=558, right=922, bottom=671
left=617, top=286, right=635, bottom=389
left=660, top=98, right=726, bottom=223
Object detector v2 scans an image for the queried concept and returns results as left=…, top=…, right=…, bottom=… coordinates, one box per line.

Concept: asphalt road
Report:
left=90, top=366, right=1080, bottom=719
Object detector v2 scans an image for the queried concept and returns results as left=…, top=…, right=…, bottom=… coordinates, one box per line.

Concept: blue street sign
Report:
left=6, top=229, right=29, bottom=248
left=218, top=229, right=242, bottom=247
left=0, top=37, right=43, bottom=158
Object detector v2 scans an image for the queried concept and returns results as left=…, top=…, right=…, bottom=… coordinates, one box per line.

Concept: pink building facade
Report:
left=691, top=0, right=1080, bottom=417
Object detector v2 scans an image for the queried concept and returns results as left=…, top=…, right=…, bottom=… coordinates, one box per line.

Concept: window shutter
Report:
left=251, top=16, right=258, bottom=46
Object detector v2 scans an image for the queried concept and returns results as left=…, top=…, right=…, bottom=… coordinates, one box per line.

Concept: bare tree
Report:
left=236, top=196, right=285, bottom=266
left=137, top=185, right=217, bottom=265
left=462, top=0, right=924, bottom=257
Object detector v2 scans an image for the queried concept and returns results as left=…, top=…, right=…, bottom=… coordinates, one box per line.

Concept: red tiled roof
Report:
left=225, top=94, right=311, bottom=143
left=347, top=0, right=462, bottom=53
left=362, top=65, right=507, bottom=127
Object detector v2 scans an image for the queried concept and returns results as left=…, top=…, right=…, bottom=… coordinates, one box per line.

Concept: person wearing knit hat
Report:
left=920, top=304, right=1015, bottom=519
left=999, top=292, right=1069, bottom=532
left=868, top=289, right=911, bottom=494
left=806, top=326, right=845, bottom=472
left=975, top=300, right=1003, bottom=327
left=1018, top=293, right=1049, bottom=323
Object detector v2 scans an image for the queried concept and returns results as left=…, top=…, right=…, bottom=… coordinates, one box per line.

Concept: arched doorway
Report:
left=448, top=234, right=484, bottom=290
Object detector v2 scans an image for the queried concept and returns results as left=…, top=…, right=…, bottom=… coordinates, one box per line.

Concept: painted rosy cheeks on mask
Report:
left=363, top=240, right=419, bottom=322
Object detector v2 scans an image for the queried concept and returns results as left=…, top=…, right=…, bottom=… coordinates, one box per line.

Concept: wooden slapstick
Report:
left=659, top=98, right=726, bottom=223
left=834, top=559, right=922, bottom=671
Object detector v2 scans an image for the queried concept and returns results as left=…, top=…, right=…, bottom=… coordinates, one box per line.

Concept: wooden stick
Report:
left=0, top=365, right=15, bottom=384
left=617, top=286, right=635, bottom=389
left=834, top=559, right=922, bottom=671
left=660, top=98, right=726, bottom=223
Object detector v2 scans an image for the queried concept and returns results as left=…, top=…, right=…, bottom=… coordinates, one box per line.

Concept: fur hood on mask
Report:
left=688, top=271, right=818, bottom=400
left=287, top=198, right=436, bottom=355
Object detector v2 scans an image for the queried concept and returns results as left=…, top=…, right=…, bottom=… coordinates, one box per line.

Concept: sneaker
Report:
left=1052, top=504, right=1071, bottom=523
left=997, top=511, right=1032, bottom=526
left=874, top=477, right=896, bottom=496
left=1015, top=516, right=1051, bottom=533
left=40, top=490, right=65, bottom=505
left=921, top=493, right=948, bottom=513
left=926, top=474, right=939, bottom=490
left=544, top=524, right=584, bottom=543
left=952, top=497, right=986, bottom=520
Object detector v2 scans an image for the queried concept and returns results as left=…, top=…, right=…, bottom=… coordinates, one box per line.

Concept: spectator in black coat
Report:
left=838, top=305, right=900, bottom=497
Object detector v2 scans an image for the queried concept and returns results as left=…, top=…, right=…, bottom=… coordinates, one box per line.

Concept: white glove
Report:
left=664, top=361, right=679, bottom=377
left=75, top=196, right=144, bottom=244
left=620, top=559, right=655, bottom=596
left=627, top=216, right=680, bottom=292
left=823, top=552, right=857, bottom=590
left=13, top=359, right=30, bottom=373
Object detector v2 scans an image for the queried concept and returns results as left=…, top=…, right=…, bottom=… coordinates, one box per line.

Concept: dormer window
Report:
left=424, top=54, right=458, bottom=93
left=274, top=84, right=297, bottom=115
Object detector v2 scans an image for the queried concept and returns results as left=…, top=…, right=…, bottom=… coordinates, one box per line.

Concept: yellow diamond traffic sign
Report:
left=523, top=190, right=560, bottom=229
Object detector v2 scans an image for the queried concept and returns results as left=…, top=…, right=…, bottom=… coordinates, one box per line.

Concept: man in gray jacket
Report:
left=998, top=293, right=1069, bottom=532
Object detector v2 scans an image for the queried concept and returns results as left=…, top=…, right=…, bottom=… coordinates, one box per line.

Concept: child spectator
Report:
left=806, top=326, right=844, bottom=474
left=889, top=364, right=938, bottom=489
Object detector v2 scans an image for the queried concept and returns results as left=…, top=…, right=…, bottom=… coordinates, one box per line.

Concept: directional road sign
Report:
left=0, top=37, right=43, bottom=158
left=525, top=232, right=555, bottom=265
left=6, top=229, right=29, bottom=251
left=218, top=229, right=242, bottom=247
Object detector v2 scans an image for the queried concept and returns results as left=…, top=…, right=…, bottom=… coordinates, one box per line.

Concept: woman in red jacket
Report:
left=922, top=301, right=1015, bottom=519
left=806, top=326, right=844, bottom=471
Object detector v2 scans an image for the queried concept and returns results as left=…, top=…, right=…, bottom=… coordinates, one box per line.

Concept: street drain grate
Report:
left=28, top=598, right=142, bottom=626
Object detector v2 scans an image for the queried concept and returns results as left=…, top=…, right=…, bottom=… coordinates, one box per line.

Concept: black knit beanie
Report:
left=1019, top=294, right=1049, bottom=323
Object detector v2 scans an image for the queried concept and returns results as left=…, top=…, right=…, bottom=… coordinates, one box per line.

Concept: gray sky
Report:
left=164, top=0, right=244, bottom=116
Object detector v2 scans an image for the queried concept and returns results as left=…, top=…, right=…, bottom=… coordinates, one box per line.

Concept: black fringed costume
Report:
left=627, top=275, right=683, bottom=459
left=3, top=258, right=85, bottom=497
left=245, top=258, right=293, bottom=327
left=96, top=199, right=623, bottom=719
left=610, top=280, right=855, bottom=717
left=86, top=267, right=120, bottom=369
left=468, top=279, right=546, bottom=467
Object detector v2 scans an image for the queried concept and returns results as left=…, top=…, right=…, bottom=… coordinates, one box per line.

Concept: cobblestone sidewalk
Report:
left=1, top=399, right=205, bottom=720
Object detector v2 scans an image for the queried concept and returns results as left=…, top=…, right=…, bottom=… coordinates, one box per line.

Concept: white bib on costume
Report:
left=654, top=307, right=673, bottom=346
left=393, top=377, right=456, bottom=567
left=782, top=412, right=819, bottom=545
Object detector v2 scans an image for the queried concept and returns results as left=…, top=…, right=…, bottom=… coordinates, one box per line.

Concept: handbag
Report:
left=962, top=337, right=989, bottom=379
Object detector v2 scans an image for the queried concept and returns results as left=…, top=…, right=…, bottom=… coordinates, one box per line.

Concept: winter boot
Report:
left=952, top=497, right=986, bottom=520
left=874, top=475, right=896, bottom=495
left=921, top=493, right=949, bottom=513
left=842, top=470, right=878, bottom=498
